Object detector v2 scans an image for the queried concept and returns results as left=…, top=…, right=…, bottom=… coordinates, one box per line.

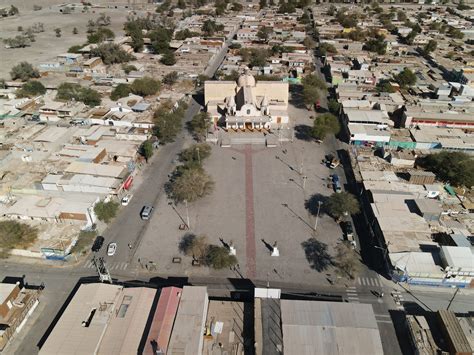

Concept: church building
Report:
left=204, top=72, right=289, bottom=131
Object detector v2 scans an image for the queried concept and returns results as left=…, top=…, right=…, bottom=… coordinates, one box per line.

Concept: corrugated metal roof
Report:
left=280, top=300, right=383, bottom=355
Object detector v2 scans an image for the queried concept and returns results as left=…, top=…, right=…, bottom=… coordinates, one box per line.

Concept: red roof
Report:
left=144, top=286, right=182, bottom=355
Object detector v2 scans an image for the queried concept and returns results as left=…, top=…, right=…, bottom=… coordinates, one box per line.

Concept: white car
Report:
left=121, top=194, right=133, bottom=206
left=107, top=242, right=117, bottom=256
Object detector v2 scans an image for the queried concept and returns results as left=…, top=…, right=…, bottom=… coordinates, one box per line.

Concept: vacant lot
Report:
left=0, top=5, right=135, bottom=78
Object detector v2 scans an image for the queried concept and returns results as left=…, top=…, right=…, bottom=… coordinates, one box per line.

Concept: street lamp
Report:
left=196, top=147, right=200, bottom=164
left=302, top=176, right=307, bottom=190
left=314, top=201, right=323, bottom=232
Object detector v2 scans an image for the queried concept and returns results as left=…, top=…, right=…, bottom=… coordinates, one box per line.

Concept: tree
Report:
left=327, top=99, right=341, bottom=115
left=302, top=85, right=320, bottom=109
left=8, top=5, right=19, bottom=16
left=202, top=20, right=224, bottom=36
left=416, top=152, right=473, bottom=187
left=302, top=74, right=327, bottom=91
left=68, top=44, right=84, bottom=53
left=316, top=42, right=337, bottom=56
left=259, top=0, right=267, bottom=8
left=447, top=26, right=464, bottom=39
left=278, top=1, right=296, bottom=13
left=249, top=49, right=269, bottom=68
left=141, top=140, right=154, bottom=162
left=394, top=68, right=417, bottom=88
left=161, top=51, right=177, bottom=66
left=397, top=10, right=407, bottom=21
left=57, top=83, right=101, bottom=106
left=110, top=83, right=131, bottom=100
left=376, top=79, right=396, bottom=93
left=175, top=29, right=199, bottom=40
left=423, top=39, right=437, bottom=54
left=73, top=27, right=78, bottom=35
left=122, top=64, right=137, bottom=74
left=231, top=2, right=243, bottom=11
left=303, top=36, right=316, bottom=50
left=364, top=35, right=386, bottom=55
left=55, top=28, right=62, bottom=37
left=0, top=221, right=37, bottom=258
left=16, top=80, right=46, bottom=98
left=327, top=4, right=336, bottom=16
left=189, top=112, right=211, bottom=141
left=149, top=27, right=172, bottom=54
left=257, top=26, right=272, bottom=42
left=87, top=27, right=115, bottom=43
left=205, top=245, right=237, bottom=269
left=457, top=0, right=471, bottom=10
left=163, top=71, right=178, bottom=86
left=94, top=200, right=119, bottom=223
left=311, top=113, right=340, bottom=140
left=130, top=77, right=161, bottom=96
left=170, top=167, right=214, bottom=202
left=4, top=36, right=31, bottom=49
left=179, top=234, right=209, bottom=261
left=90, top=43, right=134, bottom=64
left=96, top=12, right=111, bottom=26
left=335, top=242, right=361, bottom=279
left=326, top=192, right=360, bottom=220
left=10, top=62, right=40, bottom=81
left=153, top=102, right=186, bottom=143
left=178, top=0, right=186, bottom=9
left=17, top=26, right=23, bottom=32
left=180, top=144, right=212, bottom=165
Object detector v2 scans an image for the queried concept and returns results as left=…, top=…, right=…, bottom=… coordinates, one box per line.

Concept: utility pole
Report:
left=447, top=287, right=460, bottom=311
left=185, top=199, right=190, bottom=229
left=314, top=201, right=322, bottom=231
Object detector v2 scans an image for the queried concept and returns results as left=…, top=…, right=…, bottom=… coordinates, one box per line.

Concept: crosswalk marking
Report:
left=83, top=260, right=128, bottom=271
left=357, top=277, right=381, bottom=287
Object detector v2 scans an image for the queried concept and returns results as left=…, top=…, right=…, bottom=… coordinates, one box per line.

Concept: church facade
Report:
left=204, top=73, right=289, bottom=131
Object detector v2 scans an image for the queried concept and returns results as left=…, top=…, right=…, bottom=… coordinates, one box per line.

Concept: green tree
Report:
left=153, top=102, right=186, bottom=143
left=202, top=20, right=224, bottom=36
left=231, top=2, right=243, bottom=11
left=397, top=10, right=407, bottom=21
left=170, top=166, right=214, bottom=202
left=178, top=0, right=187, bottom=9
left=302, top=85, right=320, bottom=109
left=68, top=44, right=84, bottom=53
left=278, top=1, right=296, bottom=13
left=16, top=80, right=46, bottom=98
left=205, top=245, right=237, bottom=269
left=149, top=27, right=172, bottom=54
left=128, top=26, right=144, bottom=52
left=423, top=40, right=437, bottom=54
left=96, top=12, right=111, bottom=26
left=94, top=200, right=119, bottom=223
left=302, top=74, right=327, bottom=91
left=327, top=99, right=341, bottom=115
left=335, top=242, right=361, bottom=279
left=8, top=5, right=19, bottom=16
left=0, top=221, right=37, bottom=258
left=447, top=26, right=464, bottom=39
left=10, top=62, right=40, bottom=81
left=163, top=71, right=179, bottom=86
left=257, top=26, right=272, bottom=42
left=56, top=83, right=101, bottom=106
left=180, top=143, right=212, bottom=164
left=130, top=77, right=161, bottom=96
left=110, top=83, right=131, bottom=100
left=376, top=79, right=396, bottom=93
left=141, top=140, right=154, bottom=162
left=394, top=68, right=417, bottom=88
left=122, top=64, right=137, bottom=74
left=312, top=113, right=340, bottom=140
left=326, top=192, right=360, bottom=221
left=303, top=36, right=316, bottom=49
left=90, top=43, right=134, bottom=64
left=179, top=234, right=209, bottom=261
left=87, top=27, right=115, bottom=44
left=364, top=35, right=386, bottom=55
left=249, top=49, right=269, bottom=68
left=259, top=0, right=267, bottom=8
left=160, top=51, right=177, bottom=66
left=174, top=29, right=199, bottom=40
left=416, top=152, right=473, bottom=187
left=189, top=112, right=211, bottom=141
left=316, top=42, right=337, bottom=56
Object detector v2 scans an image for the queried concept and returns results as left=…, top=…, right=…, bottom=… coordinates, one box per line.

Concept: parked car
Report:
left=107, top=242, right=117, bottom=256
left=121, top=194, right=133, bottom=206
left=340, top=221, right=354, bottom=241
left=332, top=174, right=342, bottom=193
left=91, top=236, right=104, bottom=252
left=140, top=205, right=154, bottom=220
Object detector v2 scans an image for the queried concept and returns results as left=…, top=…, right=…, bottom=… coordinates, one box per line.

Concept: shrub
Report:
left=10, top=62, right=40, bottom=81
left=130, top=77, right=161, bottom=96
left=16, top=80, right=46, bottom=97
left=110, top=83, right=131, bottom=100
left=94, top=200, right=119, bottom=223
left=0, top=221, right=38, bottom=258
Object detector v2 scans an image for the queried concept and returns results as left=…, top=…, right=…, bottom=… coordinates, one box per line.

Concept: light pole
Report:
left=184, top=199, right=190, bottom=229
left=302, top=176, right=307, bottom=190
left=314, top=201, right=322, bottom=232
left=196, top=147, right=200, bottom=164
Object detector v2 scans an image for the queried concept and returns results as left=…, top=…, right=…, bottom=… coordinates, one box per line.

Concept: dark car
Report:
left=340, top=221, right=354, bottom=241
left=91, top=236, right=105, bottom=252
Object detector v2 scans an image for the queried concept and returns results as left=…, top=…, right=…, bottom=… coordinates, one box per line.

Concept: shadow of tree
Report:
left=305, top=193, right=329, bottom=216
left=294, top=124, right=313, bottom=141
left=178, top=233, right=197, bottom=254
left=301, top=238, right=334, bottom=272
left=289, top=85, right=308, bottom=110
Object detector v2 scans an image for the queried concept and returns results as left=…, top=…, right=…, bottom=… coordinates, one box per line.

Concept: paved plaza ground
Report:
left=135, top=104, right=355, bottom=286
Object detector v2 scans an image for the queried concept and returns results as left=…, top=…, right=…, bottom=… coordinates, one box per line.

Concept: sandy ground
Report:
left=0, top=5, right=139, bottom=78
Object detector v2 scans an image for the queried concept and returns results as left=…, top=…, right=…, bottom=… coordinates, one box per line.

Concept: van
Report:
left=140, top=205, right=153, bottom=220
